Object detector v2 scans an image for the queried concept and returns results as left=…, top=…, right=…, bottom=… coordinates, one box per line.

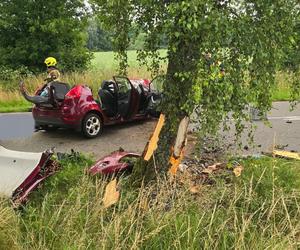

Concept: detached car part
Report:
left=0, top=145, right=58, bottom=204
left=89, top=150, right=140, bottom=175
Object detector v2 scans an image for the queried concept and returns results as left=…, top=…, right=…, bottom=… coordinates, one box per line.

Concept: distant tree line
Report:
left=87, top=18, right=113, bottom=51
left=87, top=18, right=167, bottom=52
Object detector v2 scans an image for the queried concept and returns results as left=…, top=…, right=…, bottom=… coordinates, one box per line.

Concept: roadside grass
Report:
left=0, top=100, right=32, bottom=113
left=0, top=155, right=299, bottom=249
left=272, top=71, right=297, bottom=101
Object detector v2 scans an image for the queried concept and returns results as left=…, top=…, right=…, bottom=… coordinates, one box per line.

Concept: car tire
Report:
left=82, top=113, right=103, bottom=138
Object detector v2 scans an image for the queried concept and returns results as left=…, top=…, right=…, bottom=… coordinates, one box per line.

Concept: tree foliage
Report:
left=93, top=0, right=300, bottom=170
left=87, top=18, right=113, bottom=51
left=282, top=17, right=300, bottom=71
left=0, top=0, right=92, bottom=72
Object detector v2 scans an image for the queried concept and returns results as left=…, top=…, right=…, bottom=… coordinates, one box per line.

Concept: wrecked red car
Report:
left=20, top=76, right=162, bottom=138
left=0, top=145, right=58, bottom=205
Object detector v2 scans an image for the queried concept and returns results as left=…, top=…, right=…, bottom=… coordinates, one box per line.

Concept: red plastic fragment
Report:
left=89, top=151, right=140, bottom=175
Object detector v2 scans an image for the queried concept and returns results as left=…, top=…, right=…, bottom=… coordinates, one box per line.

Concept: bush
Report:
left=0, top=0, right=91, bottom=73
left=0, top=66, right=33, bottom=81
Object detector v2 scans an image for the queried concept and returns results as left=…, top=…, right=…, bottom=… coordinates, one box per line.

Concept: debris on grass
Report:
left=201, top=163, right=223, bottom=174
left=103, top=179, right=120, bottom=208
left=89, top=150, right=140, bottom=175
left=272, top=150, right=300, bottom=160
left=189, top=185, right=201, bottom=194
left=233, top=165, right=244, bottom=177
left=0, top=145, right=59, bottom=205
left=56, top=149, right=82, bottom=162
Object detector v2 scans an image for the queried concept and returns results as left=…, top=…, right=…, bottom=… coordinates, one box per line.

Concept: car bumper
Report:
left=32, top=106, right=82, bottom=129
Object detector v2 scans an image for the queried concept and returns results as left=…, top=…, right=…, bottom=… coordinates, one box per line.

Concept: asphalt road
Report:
left=0, top=113, right=34, bottom=140
left=0, top=101, right=299, bottom=159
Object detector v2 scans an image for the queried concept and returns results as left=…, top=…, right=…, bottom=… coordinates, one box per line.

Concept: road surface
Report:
left=0, top=102, right=299, bottom=159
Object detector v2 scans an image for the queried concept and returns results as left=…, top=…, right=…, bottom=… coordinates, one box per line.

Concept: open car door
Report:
left=113, top=76, right=139, bottom=119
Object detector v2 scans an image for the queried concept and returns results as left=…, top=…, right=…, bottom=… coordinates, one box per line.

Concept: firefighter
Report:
left=44, top=57, right=61, bottom=83
left=40, top=57, right=61, bottom=97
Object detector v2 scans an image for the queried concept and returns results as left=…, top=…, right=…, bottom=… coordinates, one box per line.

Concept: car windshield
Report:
left=115, top=77, right=131, bottom=94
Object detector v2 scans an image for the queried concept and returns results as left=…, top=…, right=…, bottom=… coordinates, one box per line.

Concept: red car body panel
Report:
left=89, top=150, right=140, bottom=175
left=13, top=153, right=58, bottom=204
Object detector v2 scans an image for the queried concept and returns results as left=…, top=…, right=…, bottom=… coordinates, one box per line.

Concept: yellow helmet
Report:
left=44, top=57, right=57, bottom=67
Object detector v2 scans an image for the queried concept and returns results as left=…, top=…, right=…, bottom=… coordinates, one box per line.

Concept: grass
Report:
left=0, top=154, right=299, bottom=249
left=272, top=71, right=296, bottom=101
left=0, top=100, right=32, bottom=113
left=0, top=50, right=298, bottom=113
left=91, top=50, right=167, bottom=71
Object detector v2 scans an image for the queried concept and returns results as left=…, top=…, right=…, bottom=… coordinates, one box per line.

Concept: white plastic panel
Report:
left=0, top=146, right=43, bottom=198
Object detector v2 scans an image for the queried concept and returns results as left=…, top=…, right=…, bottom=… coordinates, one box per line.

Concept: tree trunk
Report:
left=131, top=11, right=202, bottom=182
left=154, top=38, right=201, bottom=169
left=128, top=46, right=201, bottom=183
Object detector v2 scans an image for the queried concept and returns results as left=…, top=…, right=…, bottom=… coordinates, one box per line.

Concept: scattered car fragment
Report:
left=103, top=178, right=120, bottom=208
left=272, top=150, right=300, bottom=160
left=20, top=75, right=162, bottom=138
left=0, top=145, right=58, bottom=205
left=89, top=150, right=140, bottom=175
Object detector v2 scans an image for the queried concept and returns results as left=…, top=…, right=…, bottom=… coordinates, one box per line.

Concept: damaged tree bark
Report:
left=130, top=114, right=190, bottom=183
left=169, top=116, right=189, bottom=175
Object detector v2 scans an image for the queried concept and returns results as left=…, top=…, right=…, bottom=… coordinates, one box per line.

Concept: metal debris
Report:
left=0, top=145, right=59, bottom=205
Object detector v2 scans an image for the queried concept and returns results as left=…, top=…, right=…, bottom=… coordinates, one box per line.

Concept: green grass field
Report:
left=91, top=50, right=142, bottom=70
left=0, top=154, right=299, bottom=249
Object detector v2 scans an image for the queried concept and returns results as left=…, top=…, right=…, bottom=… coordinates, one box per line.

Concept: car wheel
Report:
left=82, top=113, right=103, bottom=138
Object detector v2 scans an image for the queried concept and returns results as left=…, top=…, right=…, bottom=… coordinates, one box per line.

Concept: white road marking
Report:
left=0, top=112, right=31, bottom=117
left=268, top=116, right=300, bottom=121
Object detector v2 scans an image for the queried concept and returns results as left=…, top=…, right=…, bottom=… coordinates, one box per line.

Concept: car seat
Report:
left=50, top=81, right=70, bottom=101
left=98, top=80, right=117, bottom=117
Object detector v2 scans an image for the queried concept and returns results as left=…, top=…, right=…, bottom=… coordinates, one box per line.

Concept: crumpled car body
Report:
left=89, top=150, right=140, bottom=175
left=0, top=146, right=57, bottom=204
left=20, top=75, right=162, bottom=138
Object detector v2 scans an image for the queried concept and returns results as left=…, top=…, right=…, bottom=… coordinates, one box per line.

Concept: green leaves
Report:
left=0, top=0, right=91, bottom=72
left=93, top=0, right=300, bottom=137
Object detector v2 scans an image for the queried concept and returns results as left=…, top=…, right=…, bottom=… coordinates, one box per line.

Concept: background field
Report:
left=0, top=50, right=297, bottom=113
left=91, top=50, right=167, bottom=71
